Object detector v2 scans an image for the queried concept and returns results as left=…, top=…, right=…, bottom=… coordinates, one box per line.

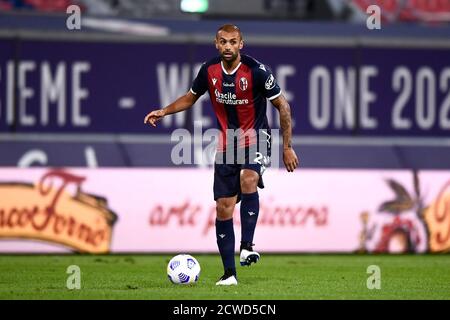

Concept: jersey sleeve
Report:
left=256, top=64, right=281, bottom=100
left=190, top=63, right=208, bottom=97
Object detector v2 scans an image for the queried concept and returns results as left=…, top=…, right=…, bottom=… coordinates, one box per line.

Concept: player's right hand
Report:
left=144, top=109, right=165, bottom=127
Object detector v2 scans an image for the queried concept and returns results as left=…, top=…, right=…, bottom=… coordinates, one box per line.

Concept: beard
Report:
left=221, top=51, right=238, bottom=63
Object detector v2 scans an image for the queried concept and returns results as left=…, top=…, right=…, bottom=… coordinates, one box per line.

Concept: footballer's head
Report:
left=215, top=24, right=243, bottom=63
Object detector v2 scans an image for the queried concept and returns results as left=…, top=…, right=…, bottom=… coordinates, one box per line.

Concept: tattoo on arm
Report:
left=278, top=100, right=293, bottom=149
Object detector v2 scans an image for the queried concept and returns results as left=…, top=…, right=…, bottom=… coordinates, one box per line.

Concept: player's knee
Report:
left=216, top=199, right=235, bottom=219
left=240, top=174, right=258, bottom=193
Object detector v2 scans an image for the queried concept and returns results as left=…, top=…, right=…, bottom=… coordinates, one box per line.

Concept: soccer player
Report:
left=144, top=24, right=299, bottom=285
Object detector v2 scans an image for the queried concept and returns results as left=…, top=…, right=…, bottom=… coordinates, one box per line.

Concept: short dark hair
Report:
left=216, top=24, right=243, bottom=40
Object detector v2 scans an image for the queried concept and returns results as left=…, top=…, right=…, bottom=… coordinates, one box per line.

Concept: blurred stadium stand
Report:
left=0, top=0, right=449, bottom=22
left=350, top=0, right=450, bottom=23
left=0, top=0, right=449, bottom=169
left=0, top=0, right=74, bottom=12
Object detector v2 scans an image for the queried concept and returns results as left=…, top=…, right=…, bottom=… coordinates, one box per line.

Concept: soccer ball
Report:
left=167, top=254, right=201, bottom=284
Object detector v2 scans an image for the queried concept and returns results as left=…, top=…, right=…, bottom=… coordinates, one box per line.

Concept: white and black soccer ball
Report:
left=167, top=254, right=201, bottom=284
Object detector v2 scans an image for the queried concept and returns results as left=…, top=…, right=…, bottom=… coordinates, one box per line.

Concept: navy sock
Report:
left=215, top=218, right=236, bottom=274
left=240, top=192, right=259, bottom=247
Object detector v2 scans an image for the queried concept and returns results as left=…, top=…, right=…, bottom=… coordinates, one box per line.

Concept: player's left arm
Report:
left=271, top=94, right=299, bottom=172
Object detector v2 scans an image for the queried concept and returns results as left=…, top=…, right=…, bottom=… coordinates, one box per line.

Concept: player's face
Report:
left=215, top=31, right=243, bottom=63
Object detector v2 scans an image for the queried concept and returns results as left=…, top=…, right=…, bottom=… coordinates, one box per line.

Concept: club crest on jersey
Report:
left=239, top=77, right=248, bottom=91
left=265, top=74, right=276, bottom=90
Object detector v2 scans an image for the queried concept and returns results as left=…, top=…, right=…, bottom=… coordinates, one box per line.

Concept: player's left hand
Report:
left=283, top=147, right=299, bottom=172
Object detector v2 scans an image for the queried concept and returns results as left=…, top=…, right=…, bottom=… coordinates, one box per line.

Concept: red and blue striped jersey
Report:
left=190, top=54, right=281, bottom=151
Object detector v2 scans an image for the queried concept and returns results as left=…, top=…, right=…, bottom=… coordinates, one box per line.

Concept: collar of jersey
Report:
left=221, top=61, right=242, bottom=75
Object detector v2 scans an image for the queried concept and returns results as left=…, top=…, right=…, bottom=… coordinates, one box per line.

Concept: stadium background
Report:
left=0, top=0, right=449, bottom=256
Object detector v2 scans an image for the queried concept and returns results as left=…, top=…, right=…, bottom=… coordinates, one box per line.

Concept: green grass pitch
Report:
left=0, top=254, right=449, bottom=300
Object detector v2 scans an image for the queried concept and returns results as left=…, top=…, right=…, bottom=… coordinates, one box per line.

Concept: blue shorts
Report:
left=213, top=146, right=270, bottom=203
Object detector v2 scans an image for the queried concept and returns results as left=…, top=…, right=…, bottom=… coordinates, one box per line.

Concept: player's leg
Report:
left=239, top=168, right=261, bottom=266
left=213, top=162, right=240, bottom=285
left=215, top=196, right=238, bottom=285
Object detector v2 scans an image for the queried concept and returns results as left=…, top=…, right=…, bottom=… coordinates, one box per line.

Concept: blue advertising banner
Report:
left=0, top=38, right=14, bottom=133
left=359, top=47, right=450, bottom=136
left=0, top=38, right=449, bottom=136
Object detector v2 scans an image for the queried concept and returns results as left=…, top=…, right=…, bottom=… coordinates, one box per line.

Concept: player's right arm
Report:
left=144, top=62, right=208, bottom=127
left=144, top=91, right=198, bottom=127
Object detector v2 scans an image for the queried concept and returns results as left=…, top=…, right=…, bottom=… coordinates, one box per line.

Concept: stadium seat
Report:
left=350, top=0, right=450, bottom=22
left=0, top=1, right=13, bottom=10
left=0, top=0, right=33, bottom=10
left=24, top=0, right=74, bottom=12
